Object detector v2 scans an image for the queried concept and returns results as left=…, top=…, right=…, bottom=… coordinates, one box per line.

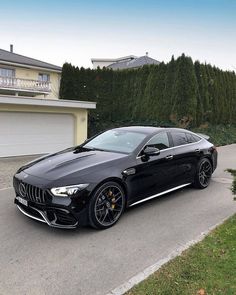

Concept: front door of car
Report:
left=128, top=132, right=177, bottom=205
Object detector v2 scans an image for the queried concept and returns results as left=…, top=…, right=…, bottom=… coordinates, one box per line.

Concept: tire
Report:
left=193, top=158, right=212, bottom=189
left=88, top=181, right=125, bottom=229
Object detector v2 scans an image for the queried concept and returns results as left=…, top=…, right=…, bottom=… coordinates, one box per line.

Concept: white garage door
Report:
left=0, top=112, right=75, bottom=157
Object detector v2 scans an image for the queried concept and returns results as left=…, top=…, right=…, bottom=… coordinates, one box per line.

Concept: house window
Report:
left=0, top=68, right=15, bottom=77
left=38, top=73, right=50, bottom=82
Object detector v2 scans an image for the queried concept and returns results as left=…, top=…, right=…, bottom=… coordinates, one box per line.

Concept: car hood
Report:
left=22, top=148, right=128, bottom=181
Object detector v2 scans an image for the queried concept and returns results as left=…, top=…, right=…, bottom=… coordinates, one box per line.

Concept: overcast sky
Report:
left=1, top=0, right=235, bottom=70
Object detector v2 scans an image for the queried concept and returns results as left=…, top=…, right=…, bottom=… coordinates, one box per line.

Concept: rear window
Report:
left=172, top=132, right=201, bottom=146
left=186, top=133, right=201, bottom=143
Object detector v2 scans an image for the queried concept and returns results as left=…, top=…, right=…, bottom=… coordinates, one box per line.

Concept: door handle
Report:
left=195, top=149, right=200, bottom=153
left=165, top=155, right=173, bottom=160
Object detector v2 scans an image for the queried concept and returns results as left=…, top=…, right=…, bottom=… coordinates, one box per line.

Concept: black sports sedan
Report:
left=13, top=126, right=217, bottom=229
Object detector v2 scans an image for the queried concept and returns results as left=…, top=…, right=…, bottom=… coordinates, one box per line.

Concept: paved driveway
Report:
left=0, top=145, right=236, bottom=295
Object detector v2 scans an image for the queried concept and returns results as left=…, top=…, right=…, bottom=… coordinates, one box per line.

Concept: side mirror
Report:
left=143, top=146, right=160, bottom=157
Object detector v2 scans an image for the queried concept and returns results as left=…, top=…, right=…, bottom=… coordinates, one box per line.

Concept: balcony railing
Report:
left=0, top=76, right=51, bottom=93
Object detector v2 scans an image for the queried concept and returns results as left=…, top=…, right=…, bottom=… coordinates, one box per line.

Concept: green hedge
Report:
left=60, top=54, right=236, bottom=132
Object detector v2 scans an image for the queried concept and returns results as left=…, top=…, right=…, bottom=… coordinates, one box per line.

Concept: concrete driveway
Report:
left=0, top=145, right=236, bottom=295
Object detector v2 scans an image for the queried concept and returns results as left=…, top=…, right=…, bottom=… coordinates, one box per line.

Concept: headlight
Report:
left=50, top=184, right=89, bottom=197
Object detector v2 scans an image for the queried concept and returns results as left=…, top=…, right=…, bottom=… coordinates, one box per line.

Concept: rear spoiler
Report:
left=196, top=133, right=210, bottom=141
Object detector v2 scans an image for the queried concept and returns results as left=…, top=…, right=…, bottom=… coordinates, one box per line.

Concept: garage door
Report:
left=0, top=112, right=75, bottom=157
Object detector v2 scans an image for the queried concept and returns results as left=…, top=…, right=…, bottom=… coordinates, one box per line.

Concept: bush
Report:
left=226, top=169, right=236, bottom=199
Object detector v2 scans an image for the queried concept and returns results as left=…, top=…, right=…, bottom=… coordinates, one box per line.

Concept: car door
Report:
left=169, top=131, right=202, bottom=185
left=128, top=131, right=177, bottom=205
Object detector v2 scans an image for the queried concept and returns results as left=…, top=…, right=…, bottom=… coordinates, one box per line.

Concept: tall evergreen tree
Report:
left=59, top=63, right=76, bottom=99
left=162, top=56, right=176, bottom=122
left=153, top=62, right=167, bottom=122
left=131, top=66, right=150, bottom=121
left=172, top=54, right=198, bottom=125
left=194, top=61, right=204, bottom=125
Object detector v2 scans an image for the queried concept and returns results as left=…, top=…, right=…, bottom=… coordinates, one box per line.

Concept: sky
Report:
left=1, top=0, right=235, bottom=70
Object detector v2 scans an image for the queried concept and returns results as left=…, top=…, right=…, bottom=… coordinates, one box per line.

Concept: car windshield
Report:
left=83, top=130, right=146, bottom=154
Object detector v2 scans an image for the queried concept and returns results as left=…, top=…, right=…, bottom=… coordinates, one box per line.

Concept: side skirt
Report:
left=129, top=183, right=191, bottom=207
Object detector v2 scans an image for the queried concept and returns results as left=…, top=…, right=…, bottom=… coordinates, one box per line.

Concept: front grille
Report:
left=14, top=178, right=45, bottom=204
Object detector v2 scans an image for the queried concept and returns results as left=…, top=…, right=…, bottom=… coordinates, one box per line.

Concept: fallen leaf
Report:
left=197, top=288, right=206, bottom=295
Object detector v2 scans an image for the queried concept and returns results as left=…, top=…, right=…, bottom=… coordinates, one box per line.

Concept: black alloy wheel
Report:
left=194, top=158, right=212, bottom=189
left=89, top=181, right=125, bottom=229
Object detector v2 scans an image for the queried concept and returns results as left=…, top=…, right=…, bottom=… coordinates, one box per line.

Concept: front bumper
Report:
left=15, top=197, right=80, bottom=229
left=13, top=173, right=92, bottom=229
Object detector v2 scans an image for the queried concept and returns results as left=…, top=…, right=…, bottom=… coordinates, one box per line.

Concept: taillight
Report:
left=210, top=146, right=217, bottom=153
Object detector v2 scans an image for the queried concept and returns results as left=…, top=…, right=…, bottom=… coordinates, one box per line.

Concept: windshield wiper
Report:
left=87, top=147, right=106, bottom=152
left=74, top=146, right=105, bottom=152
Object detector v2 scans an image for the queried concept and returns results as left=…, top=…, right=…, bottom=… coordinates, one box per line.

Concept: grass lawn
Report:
left=127, top=214, right=236, bottom=295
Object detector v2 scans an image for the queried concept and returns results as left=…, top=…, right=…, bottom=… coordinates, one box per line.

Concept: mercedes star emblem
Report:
left=19, top=183, right=26, bottom=198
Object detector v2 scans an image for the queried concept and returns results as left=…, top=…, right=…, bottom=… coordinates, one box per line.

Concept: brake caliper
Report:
left=108, top=190, right=116, bottom=209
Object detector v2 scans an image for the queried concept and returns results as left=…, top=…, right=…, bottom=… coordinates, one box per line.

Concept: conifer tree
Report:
left=163, top=56, right=176, bottom=122
left=59, top=63, right=76, bottom=99
left=132, top=66, right=150, bottom=121
left=153, top=62, right=167, bottom=122
left=172, top=54, right=198, bottom=125
left=194, top=61, right=204, bottom=125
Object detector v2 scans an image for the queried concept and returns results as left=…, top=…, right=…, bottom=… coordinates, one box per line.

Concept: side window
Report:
left=185, top=133, right=201, bottom=143
left=147, top=132, right=170, bottom=150
left=171, top=132, right=189, bottom=146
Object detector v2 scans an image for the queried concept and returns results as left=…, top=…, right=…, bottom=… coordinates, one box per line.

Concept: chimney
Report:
left=145, top=52, right=148, bottom=56
left=10, top=44, right=13, bottom=53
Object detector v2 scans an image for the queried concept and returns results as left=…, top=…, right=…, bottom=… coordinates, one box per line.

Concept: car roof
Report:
left=113, top=126, right=194, bottom=135
left=113, top=126, right=163, bottom=134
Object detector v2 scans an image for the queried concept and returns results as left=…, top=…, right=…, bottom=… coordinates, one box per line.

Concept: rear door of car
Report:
left=169, top=131, right=202, bottom=185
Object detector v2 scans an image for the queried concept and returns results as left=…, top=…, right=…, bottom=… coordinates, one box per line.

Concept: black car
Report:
left=14, top=126, right=217, bottom=229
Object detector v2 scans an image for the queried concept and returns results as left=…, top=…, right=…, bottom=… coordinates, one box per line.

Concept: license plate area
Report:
left=16, top=196, right=28, bottom=207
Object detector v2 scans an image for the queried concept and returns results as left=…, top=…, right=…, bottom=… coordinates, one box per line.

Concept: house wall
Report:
left=0, top=63, right=61, bottom=99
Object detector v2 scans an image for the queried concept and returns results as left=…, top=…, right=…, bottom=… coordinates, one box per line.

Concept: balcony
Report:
left=0, top=76, right=51, bottom=96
